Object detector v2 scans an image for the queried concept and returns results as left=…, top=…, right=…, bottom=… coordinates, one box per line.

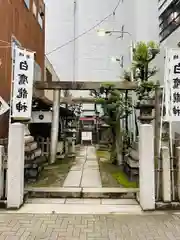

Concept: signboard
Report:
left=164, top=48, right=180, bottom=121
left=81, top=131, right=92, bottom=141
left=31, top=111, right=52, bottom=123
left=0, top=96, right=9, bottom=116
left=11, top=46, right=35, bottom=120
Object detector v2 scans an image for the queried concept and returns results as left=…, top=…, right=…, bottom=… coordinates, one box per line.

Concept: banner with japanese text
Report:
left=164, top=48, right=180, bottom=122
left=12, top=46, right=34, bottom=119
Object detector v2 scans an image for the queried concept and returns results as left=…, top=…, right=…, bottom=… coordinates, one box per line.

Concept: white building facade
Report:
left=44, top=0, right=159, bottom=118
left=157, top=0, right=180, bottom=134
left=45, top=0, right=123, bottom=83
left=158, top=0, right=180, bottom=83
left=45, top=0, right=159, bottom=83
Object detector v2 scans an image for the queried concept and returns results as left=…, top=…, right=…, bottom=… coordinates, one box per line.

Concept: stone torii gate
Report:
left=34, top=80, right=137, bottom=164
left=34, top=80, right=156, bottom=211
left=7, top=79, right=157, bottom=211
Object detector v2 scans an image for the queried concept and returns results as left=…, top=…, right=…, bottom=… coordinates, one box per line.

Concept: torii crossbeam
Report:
left=34, top=80, right=137, bottom=90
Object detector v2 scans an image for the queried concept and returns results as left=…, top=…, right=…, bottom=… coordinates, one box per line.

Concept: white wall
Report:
left=45, top=0, right=159, bottom=84
left=157, top=27, right=180, bottom=135
left=44, top=0, right=160, bottom=118
left=45, top=0, right=124, bottom=84
left=44, top=56, right=60, bottom=101
left=45, top=0, right=74, bottom=81
left=45, top=57, right=60, bottom=82
left=76, top=0, right=123, bottom=82
left=158, top=28, right=180, bottom=84
left=135, top=0, right=159, bottom=43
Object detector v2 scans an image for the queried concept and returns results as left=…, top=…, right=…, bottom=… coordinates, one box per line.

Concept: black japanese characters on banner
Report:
left=17, top=88, right=28, bottom=99
left=18, top=74, right=28, bottom=85
left=171, top=53, right=180, bottom=119
left=173, top=77, right=180, bottom=89
left=16, top=102, right=28, bottom=113
left=173, top=106, right=180, bottom=116
left=12, top=46, right=34, bottom=119
left=20, top=60, right=28, bottom=71
left=15, top=59, right=29, bottom=113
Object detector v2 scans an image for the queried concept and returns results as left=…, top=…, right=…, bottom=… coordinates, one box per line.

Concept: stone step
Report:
left=26, top=198, right=138, bottom=205
left=82, top=188, right=138, bottom=199
left=25, top=187, right=139, bottom=199
left=26, top=187, right=81, bottom=198
left=18, top=200, right=142, bottom=214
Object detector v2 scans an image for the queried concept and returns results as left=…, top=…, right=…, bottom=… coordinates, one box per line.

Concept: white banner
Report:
left=164, top=48, right=180, bottom=122
left=0, top=96, right=9, bottom=116
left=12, top=46, right=35, bottom=119
left=81, top=132, right=92, bottom=141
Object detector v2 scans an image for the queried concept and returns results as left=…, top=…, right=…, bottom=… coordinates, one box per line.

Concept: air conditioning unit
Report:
left=31, top=111, right=52, bottom=123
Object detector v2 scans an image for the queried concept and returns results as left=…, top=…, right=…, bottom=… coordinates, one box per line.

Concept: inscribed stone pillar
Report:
left=7, top=123, right=25, bottom=209
left=139, top=124, right=155, bottom=210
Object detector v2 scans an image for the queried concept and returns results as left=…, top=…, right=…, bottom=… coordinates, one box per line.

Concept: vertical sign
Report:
left=169, top=49, right=180, bottom=121
left=12, top=46, right=34, bottom=120
left=164, top=49, right=180, bottom=121
left=164, top=49, right=171, bottom=121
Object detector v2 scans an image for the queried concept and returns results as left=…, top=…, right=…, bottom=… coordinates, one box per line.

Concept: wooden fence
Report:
left=36, top=137, right=50, bottom=158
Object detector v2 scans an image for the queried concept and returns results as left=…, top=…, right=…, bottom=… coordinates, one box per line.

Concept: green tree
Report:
left=91, top=83, right=132, bottom=164
left=132, top=41, right=160, bottom=101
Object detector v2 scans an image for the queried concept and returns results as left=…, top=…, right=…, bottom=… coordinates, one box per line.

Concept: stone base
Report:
left=2, top=191, right=29, bottom=210
left=156, top=202, right=180, bottom=210
left=26, top=187, right=82, bottom=199
left=123, top=161, right=139, bottom=182
left=25, top=187, right=139, bottom=199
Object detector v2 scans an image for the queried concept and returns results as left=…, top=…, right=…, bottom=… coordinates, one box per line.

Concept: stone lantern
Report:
left=64, top=128, right=76, bottom=156
left=137, top=101, right=154, bottom=124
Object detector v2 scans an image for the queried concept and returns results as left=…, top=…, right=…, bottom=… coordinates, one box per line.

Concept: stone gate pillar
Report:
left=50, top=90, right=60, bottom=164
left=7, top=123, right=25, bottom=209
left=139, top=106, right=155, bottom=210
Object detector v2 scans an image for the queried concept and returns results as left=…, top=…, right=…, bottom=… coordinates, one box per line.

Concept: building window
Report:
left=24, top=0, right=30, bottom=9
left=159, top=0, right=180, bottom=41
left=38, top=12, right=43, bottom=28
left=38, top=4, right=45, bottom=29
left=159, top=0, right=168, bottom=10
left=32, top=1, right=37, bottom=17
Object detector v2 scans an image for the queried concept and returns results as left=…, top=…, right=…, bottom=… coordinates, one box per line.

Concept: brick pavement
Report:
left=0, top=213, right=180, bottom=239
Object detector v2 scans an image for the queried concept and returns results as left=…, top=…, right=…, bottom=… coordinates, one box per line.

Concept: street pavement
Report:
left=0, top=213, right=180, bottom=239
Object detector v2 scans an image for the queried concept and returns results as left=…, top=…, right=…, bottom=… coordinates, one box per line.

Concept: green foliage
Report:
left=135, top=80, right=157, bottom=101
left=133, top=41, right=160, bottom=66
left=91, top=84, right=132, bottom=127
left=91, top=83, right=133, bottom=164
left=123, top=70, right=131, bottom=82
left=112, top=171, right=138, bottom=188
left=96, top=150, right=110, bottom=160
left=132, top=41, right=160, bottom=100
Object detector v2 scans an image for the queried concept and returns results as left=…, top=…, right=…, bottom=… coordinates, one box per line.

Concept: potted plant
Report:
left=133, top=41, right=160, bottom=123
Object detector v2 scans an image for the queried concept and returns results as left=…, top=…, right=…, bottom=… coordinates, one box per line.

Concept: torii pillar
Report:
left=50, top=90, right=60, bottom=164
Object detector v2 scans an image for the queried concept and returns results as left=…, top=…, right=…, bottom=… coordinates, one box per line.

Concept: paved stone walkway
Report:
left=0, top=213, right=180, bottom=239
left=63, top=146, right=102, bottom=188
